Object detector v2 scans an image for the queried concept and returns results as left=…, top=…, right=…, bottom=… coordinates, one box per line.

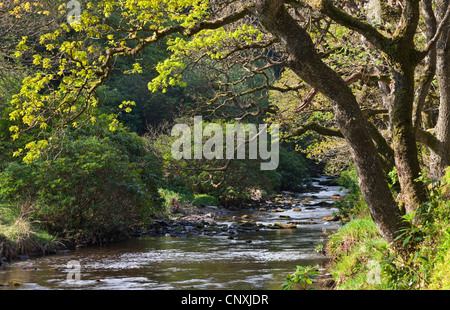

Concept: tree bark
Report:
left=430, top=0, right=450, bottom=179
left=384, top=0, right=428, bottom=214
left=390, top=65, right=428, bottom=214
left=315, top=0, right=428, bottom=213
left=253, top=0, right=404, bottom=244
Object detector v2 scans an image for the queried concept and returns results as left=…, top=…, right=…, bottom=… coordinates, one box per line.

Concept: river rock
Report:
left=1, top=281, right=23, bottom=287
left=270, top=207, right=285, bottom=213
left=309, top=201, right=332, bottom=207
left=318, top=178, right=339, bottom=186
left=184, top=225, right=196, bottom=231
left=288, top=221, right=318, bottom=225
left=266, top=222, right=297, bottom=229
left=278, top=215, right=291, bottom=219
left=292, top=207, right=302, bottom=211
left=330, top=194, right=345, bottom=201
left=322, top=215, right=339, bottom=221
left=239, top=221, right=257, bottom=228
left=0, top=258, right=7, bottom=266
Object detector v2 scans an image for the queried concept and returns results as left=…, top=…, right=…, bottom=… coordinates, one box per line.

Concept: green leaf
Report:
left=403, top=235, right=412, bottom=246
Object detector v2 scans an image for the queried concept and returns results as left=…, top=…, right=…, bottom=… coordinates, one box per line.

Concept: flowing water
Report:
left=0, top=176, right=346, bottom=290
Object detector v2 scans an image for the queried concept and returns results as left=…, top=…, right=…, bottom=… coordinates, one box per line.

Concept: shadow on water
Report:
left=0, top=176, right=346, bottom=290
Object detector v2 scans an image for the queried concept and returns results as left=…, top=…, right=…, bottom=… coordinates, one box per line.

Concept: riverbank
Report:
left=1, top=197, right=310, bottom=265
left=137, top=189, right=342, bottom=239
left=1, top=176, right=344, bottom=289
left=1, top=175, right=343, bottom=264
left=0, top=206, right=57, bottom=266
left=323, top=167, right=450, bottom=290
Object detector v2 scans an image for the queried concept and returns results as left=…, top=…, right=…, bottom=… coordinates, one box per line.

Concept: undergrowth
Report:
left=325, top=167, right=450, bottom=290
left=0, top=204, right=58, bottom=262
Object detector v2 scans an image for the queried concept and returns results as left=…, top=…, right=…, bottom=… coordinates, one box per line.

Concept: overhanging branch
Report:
left=308, top=0, right=392, bottom=54
left=296, top=72, right=391, bottom=112
left=284, top=121, right=343, bottom=139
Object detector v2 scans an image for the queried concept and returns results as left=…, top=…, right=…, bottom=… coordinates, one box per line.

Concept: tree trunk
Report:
left=430, top=0, right=450, bottom=179
left=379, top=0, right=429, bottom=213
left=253, top=0, right=405, bottom=244
left=390, top=65, right=428, bottom=214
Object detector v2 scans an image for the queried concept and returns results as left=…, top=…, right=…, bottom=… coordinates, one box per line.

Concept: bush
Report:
left=428, top=230, right=450, bottom=289
left=0, top=204, right=58, bottom=261
left=150, top=118, right=283, bottom=203
left=149, top=119, right=310, bottom=204
left=0, top=117, right=163, bottom=243
left=441, top=167, right=450, bottom=199
left=333, top=168, right=369, bottom=221
left=275, top=146, right=310, bottom=191
left=192, top=194, right=220, bottom=207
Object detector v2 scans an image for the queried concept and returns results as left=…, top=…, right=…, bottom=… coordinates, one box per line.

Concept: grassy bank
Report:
left=0, top=185, right=218, bottom=263
left=0, top=204, right=59, bottom=263
left=325, top=168, right=450, bottom=290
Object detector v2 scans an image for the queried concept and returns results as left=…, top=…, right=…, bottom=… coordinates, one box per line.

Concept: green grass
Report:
left=192, top=194, right=219, bottom=208
left=326, top=216, right=390, bottom=289
left=428, top=229, right=450, bottom=289
left=0, top=204, right=58, bottom=261
left=158, top=187, right=220, bottom=218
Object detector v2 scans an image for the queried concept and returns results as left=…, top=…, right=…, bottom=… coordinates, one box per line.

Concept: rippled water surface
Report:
left=0, top=177, right=345, bottom=290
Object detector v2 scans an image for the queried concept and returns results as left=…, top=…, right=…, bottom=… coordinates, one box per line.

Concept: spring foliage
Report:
left=0, top=115, right=163, bottom=242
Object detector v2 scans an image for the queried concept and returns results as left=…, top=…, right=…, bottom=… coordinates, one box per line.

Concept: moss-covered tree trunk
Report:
left=253, top=0, right=405, bottom=245
left=430, top=0, right=450, bottom=179
left=390, top=64, right=428, bottom=214
left=386, top=0, right=428, bottom=213
left=311, top=0, right=430, bottom=214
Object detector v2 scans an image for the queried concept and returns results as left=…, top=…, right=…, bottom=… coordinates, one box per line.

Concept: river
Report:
left=0, top=176, right=346, bottom=290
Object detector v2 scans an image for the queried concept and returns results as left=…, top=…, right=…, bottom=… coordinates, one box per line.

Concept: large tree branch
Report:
left=393, top=0, right=421, bottom=43
left=296, top=72, right=391, bottom=112
left=284, top=119, right=395, bottom=173
left=414, top=0, right=437, bottom=129
left=307, top=0, right=392, bottom=54
left=416, top=128, right=441, bottom=154
left=366, top=121, right=395, bottom=172
left=183, top=4, right=255, bottom=36
left=96, top=4, right=255, bottom=76
left=418, top=2, right=450, bottom=62
left=284, top=121, right=343, bottom=139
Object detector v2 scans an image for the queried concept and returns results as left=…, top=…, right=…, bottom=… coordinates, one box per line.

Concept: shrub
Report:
left=192, top=194, right=220, bottom=207
left=149, top=119, right=310, bottom=204
left=326, top=168, right=450, bottom=290
left=150, top=118, right=283, bottom=203
left=442, top=167, right=450, bottom=199
left=428, top=230, right=450, bottom=289
left=0, top=117, right=163, bottom=243
left=0, top=204, right=57, bottom=261
left=275, top=146, right=310, bottom=191
left=282, top=265, right=320, bottom=290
